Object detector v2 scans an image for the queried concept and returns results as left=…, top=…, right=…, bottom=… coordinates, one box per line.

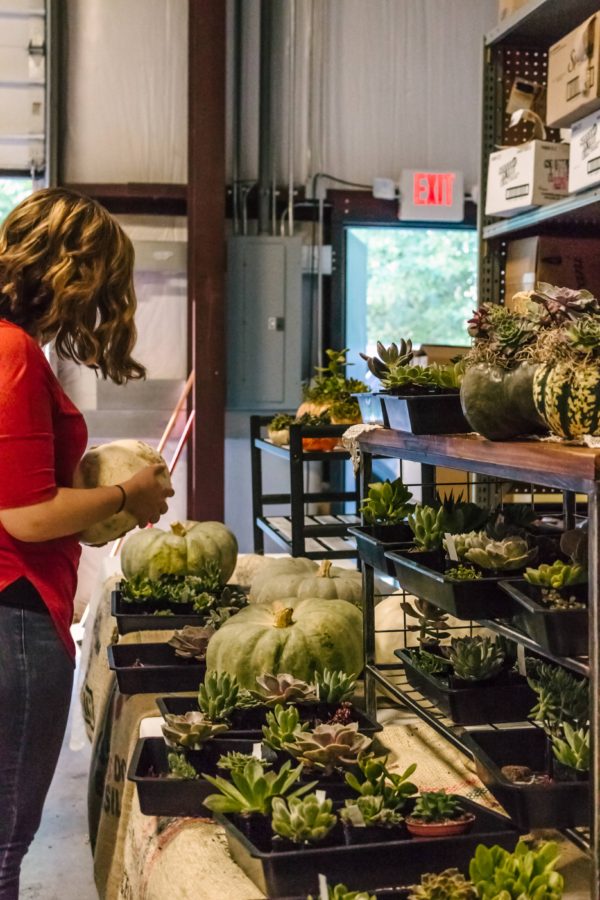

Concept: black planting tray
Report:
left=385, top=549, right=519, bottom=619
left=156, top=696, right=382, bottom=740
left=129, top=737, right=255, bottom=818
left=464, top=727, right=590, bottom=830
left=215, top=796, right=519, bottom=898
left=354, top=392, right=388, bottom=427
left=348, top=523, right=413, bottom=576
left=395, top=649, right=535, bottom=726
left=107, top=643, right=206, bottom=695
left=111, top=586, right=219, bottom=635
left=499, top=579, right=589, bottom=658
left=382, top=393, right=469, bottom=435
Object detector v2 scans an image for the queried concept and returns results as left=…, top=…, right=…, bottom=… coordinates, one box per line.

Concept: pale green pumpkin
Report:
left=205, top=597, right=363, bottom=688
left=249, top=557, right=362, bottom=608
left=120, top=520, right=238, bottom=583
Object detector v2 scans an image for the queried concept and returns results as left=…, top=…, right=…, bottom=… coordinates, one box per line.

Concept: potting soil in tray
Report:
left=107, top=643, right=206, bottom=694
left=156, top=696, right=382, bottom=739
left=395, top=649, right=535, bottom=726
left=348, top=524, right=413, bottom=576
left=385, top=549, right=519, bottom=619
left=382, top=392, right=469, bottom=435
left=215, top=796, right=520, bottom=897
left=499, top=579, right=589, bottom=658
left=463, top=726, right=590, bottom=830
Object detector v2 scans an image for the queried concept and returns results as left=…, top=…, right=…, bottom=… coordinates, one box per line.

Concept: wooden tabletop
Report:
left=357, top=431, right=600, bottom=492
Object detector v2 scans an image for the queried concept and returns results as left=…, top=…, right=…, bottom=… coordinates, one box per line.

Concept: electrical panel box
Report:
left=226, top=235, right=304, bottom=411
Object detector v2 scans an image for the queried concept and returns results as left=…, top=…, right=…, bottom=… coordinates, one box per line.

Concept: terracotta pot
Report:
left=302, top=437, right=340, bottom=452
left=405, top=812, right=475, bottom=838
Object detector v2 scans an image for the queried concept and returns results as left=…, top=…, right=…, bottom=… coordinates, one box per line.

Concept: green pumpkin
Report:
left=205, top=597, right=363, bottom=688
left=533, top=363, right=600, bottom=439
left=249, top=557, right=362, bottom=608
left=120, top=520, right=238, bottom=583
left=460, top=363, right=547, bottom=440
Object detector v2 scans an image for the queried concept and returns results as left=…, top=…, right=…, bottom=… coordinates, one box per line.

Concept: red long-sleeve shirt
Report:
left=0, top=319, right=88, bottom=660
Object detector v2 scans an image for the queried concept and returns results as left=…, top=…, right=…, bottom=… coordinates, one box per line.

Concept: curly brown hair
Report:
left=0, top=187, right=145, bottom=384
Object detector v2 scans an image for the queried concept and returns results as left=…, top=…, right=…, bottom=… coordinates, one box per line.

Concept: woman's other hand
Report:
left=121, top=464, right=174, bottom=527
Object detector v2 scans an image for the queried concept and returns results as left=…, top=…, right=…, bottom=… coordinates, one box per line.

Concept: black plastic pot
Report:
left=354, top=392, right=388, bottom=426
left=107, top=643, right=206, bottom=694
left=464, top=727, right=590, bottom=829
left=215, top=796, right=519, bottom=897
left=111, top=586, right=234, bottom=635
left=395, top=649, right=535, bottom=725
left=382, top=393, right=469, bottom=435
left=156, top=696, right=382, bottom=740
left=385, top=549, right=518, bottom=619
left=499, top=579, right=589, bottom=657
left=348, top=524, right=414, bottom=575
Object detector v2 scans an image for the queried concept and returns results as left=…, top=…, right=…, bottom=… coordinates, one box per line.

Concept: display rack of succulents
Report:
left=359, top=341, right=469, bottom=434
left=395, top=635, right=535, bottom=726
left=348, top=477, right=415, bottom=574
left=107, top=624, right=213, bottom=694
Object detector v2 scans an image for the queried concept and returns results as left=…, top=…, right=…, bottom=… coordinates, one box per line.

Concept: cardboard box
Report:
left=504, top=236, right=600, bottom=306
left=547, top=13, right=600, bottom=128
left=485, top=140, right=569, bottom=217
left=498, top=0, right=529, bottom=22
left=569, top=107, right=600, bottom=192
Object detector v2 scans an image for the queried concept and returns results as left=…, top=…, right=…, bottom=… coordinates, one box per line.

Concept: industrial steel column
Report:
left=187, top=0, right=226, bottom=520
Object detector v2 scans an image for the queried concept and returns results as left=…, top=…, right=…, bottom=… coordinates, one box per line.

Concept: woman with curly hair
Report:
left=0, top=187, right=173, bottom=898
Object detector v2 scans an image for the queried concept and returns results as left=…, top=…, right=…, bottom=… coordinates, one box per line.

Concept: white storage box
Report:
left=485, top=140, right=569, bottom=217
left=547, top=13, right=600, bottom=129
left=569, top=108, right=600, bottom=192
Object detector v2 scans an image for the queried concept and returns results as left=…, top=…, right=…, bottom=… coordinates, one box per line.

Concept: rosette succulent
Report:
left=340, top=794, right=403, bottom=829
left=463, top=536, right=537, bottom=572
left=469, top=840, right=564, bottom=899
left=360, top=340, right=414, bottom=381
left=162, top=712, right=228, bottom=750
left=217, top=751, right=272, bottom=774
left=409, top=869, right=476, bottom=900
left=271, top=793, right=337, bottom=844
left=252, top=672, right=316, bottom=705
left=198, top=671, right=240, bottom=721
left=531, top=282, right=600, bottom=325
left=524, top=559, right=587, bottom=590
left=168, top=625, right=214, bottom=660
left=448, top=636, right=505, bottom=682
left=262, top=704, right=310, bottom=751
left=360, top=477, right=414, bottom=525
left=167, top=752, right=199, bottom=780
left=284, top=722, right=373, bottom=775
left=409, top=791, right=465, bottom=823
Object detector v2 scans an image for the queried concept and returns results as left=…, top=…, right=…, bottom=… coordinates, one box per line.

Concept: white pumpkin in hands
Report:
left=73, top=439, right=172, bottom=545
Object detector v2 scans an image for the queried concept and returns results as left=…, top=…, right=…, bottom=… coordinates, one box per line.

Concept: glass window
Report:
left=0, top=176, right=33, bottom=223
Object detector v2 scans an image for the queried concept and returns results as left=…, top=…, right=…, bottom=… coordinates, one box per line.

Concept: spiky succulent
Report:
left=168, top=625, right=214, bottom=660
left=524, top=559, right=587, bottom=590
left=409, top=792, right=465, bottom=823
left=485, top=504, right=537, bottom=540
left=531, top=281, right=600, bottom=325
left=412, top=648, right=452, bottom=677
left=408, top=505, right=447, bottom=550
left=167, top=752, right=199, bottom=780
left=527, top=660, right=589, bottom=737
left=252, top=672, right=316, bottom=705
left=469, top=840, right=564, bottom=899
left=217, top=751, right=272, bottom=774
left=409, top=868, right=476, bottom=900
left=464, top=536, right=537, bottom=572
left=340, top=794, right=403, bottom=828
left=162, top=712, right=228, bottom=750
left=314, top=669, right=357, bottom=705
left=360, top=339, right=414, bottom=382
left=448, top=636, right=505, bottom=682
left=271, top=793, right=337, bottom=844
left=203, top=758, right=316, bottom=816
left=198, top=671, right=240, bottom=721
left=360, top=477, right=414, bottom=525
left=551, top=723, right=590, bottom=773
left=262, top=704, right=310, bottom=751
left=409, top=498, right=488, bottom=551
left=402, top=597, right=450, bottom=646
left=284, top=722, right=373, bottom=776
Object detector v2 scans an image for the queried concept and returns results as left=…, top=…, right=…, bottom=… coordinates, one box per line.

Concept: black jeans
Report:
left=0, top=579, right=73, bottom=900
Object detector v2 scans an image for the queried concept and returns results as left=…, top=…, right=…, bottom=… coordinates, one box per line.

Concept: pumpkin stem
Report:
left=273, top=607, right=295, bottom=628
left=170, top=522, right=187, bottom=537
left=317, top=559, right=333, bottom=579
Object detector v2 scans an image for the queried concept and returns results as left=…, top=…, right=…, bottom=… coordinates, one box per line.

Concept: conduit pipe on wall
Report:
left=258, top=0, right=274, bottom=235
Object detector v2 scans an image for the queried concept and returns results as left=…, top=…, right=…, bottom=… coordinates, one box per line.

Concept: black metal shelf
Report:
left=480, top=619, right=590, bottom=677
left=483, top=188, right=600, bottom=242
left=485, top=0, right=599, bottom=48
left=256, top=515, right=358, bottom=560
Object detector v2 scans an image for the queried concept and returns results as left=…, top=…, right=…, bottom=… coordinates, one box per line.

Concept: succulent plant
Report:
left=327, top=702, right=355, bottom=726
left=469, top=840, right=564, bottom=899
left=168, top=625, right=214, bottom=660
left=262, top=704, right=310, bottom=751
left=524, top=559, right=587, bottom=590
left=314, top=669, right=357, bottom=705
left=198, top=671, right=240, bottom=721
left=531, top=281, right=600, bottom=325
left=445, top=530, right=486, bottom=559
left=308, top=886, right=376, bottom=900
left=360, top=340, right=414, bottom=382
left=408, top=868, right=476, bottom=899
left=409, top=505, right=447, bottom=550
left=401, top=597, right=450, bottom=647
left=167, top=752, right=199, bottom=780
left=527, top=660, right=589, bottom=737
left=445, top=564, right=482, bottom=581
left=303, top=348, right=367, bottom=404
left=271, top=793, right=337, bottom=844
left=465, top=302, right=541, bottom=369
left=448, top=636, right=505, bottom=682
left=560, top=527, right=588, bottom=566
left=359, top=477, right=414, bottom=525
left=346, top=759, right=418, bottom=811
left=429, top=358, right=466, bottom=390
left=162, top=712, right=228, bottom=750
left=284, top=722, right=373, bottom=776
left=412, top=649, right=452, bottom=677
left=564, top=314, right=600, bottom=357
left=409, top=498, right=488, bottom=551
left=485, top=504, right=537, bottom=540
left=253, top=672, right=316, bottom=705
left=464, top=536, right=537, bottom=572
left=269, top=412, right=294, bottom=432
left=203, top=758, right=316, bottom=816
left=551, top=723, right=590, bottom=773
left=409, top=792, right=465, bottom=823
left=217, top=751, right=272, bottom=774
left=340, top=794, right=403, bottom=828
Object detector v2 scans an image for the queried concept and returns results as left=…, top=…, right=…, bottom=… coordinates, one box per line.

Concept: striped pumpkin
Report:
left=533, top=363, right=600, bottom=439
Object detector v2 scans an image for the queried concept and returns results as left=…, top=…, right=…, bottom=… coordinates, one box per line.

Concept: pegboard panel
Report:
left=499, top=46, right=562, bottom=146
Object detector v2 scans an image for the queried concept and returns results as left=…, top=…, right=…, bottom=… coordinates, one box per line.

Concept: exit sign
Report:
left=399, top=169, right=464, bottom=222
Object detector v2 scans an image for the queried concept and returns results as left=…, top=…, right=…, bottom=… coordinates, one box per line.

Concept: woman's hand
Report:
left=121, top=464, right=174, bottom=527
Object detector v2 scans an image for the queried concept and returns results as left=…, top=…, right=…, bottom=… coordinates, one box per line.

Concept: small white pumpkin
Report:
left=73, top=440, right=172, bottom=546
left=249, top=557, right=362, bottom=608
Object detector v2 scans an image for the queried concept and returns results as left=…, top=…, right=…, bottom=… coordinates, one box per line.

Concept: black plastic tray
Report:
left=499, top=579, right=589, bottom=658
left=128, top=737, right=255, bottom=818
left=354, top=392, right=388, bottom=427
left=382, top=393, right=469, bottom=435
left=111, top=587, right=216, bottom=635
left=395, top=649, right=535, bottom=726
left=216, top=796, right=519, bottom=897
left=156, top=696, right=382, bottom=740
left=464, top=727, right=590, bottom=830
left=348, top=524, right=413, bottom=575
left=385, top=549, right=518, bottom=619
left=107, top=643, right=206, bottom=694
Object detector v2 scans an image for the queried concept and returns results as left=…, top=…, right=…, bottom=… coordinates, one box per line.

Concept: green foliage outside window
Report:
left=0, top=178, right=33, bottom=224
